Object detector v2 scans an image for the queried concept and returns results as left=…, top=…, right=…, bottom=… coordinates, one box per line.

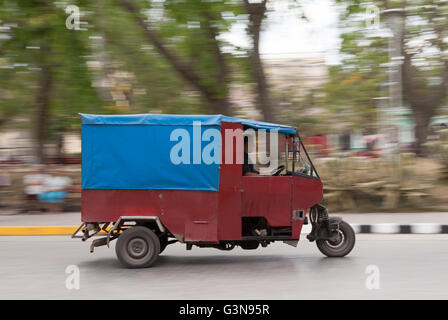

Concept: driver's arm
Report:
left=243, top=152, right=260, bottom=176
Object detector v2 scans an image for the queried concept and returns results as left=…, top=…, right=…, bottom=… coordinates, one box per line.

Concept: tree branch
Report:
left=243, top=0, right=274, bottom=122
left=201, top=10, right=229, bottom=97
left=119, top=0, right=219, bottom=106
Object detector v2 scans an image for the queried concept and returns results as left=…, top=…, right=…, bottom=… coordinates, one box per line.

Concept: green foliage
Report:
left=0, top=0, right=103, bottom=132
left=0, top=0, right=248, bottom=136
left=89, top=0, right=206, bottom=114
left=322, top=1, right=389, bottom=129
left=327, top=0, right=448, bottom=135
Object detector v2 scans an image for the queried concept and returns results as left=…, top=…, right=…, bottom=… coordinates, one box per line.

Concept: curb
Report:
left=302, top=223, right=448, bottom=234
left=0, top=226, right=79, bottom=236
left=0, top=226, right=105, bottom=236
left=0, top=224, right=447, bottom=236
left=351, top=223, right=448, bottom=234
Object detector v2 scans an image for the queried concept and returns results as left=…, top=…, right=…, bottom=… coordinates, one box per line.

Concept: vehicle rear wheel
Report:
left=316, top=220, right=355, bottom=257
left=115, top=226, right=160, bottom=268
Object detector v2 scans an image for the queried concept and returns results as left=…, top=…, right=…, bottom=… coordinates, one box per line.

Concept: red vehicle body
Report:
left=304, top=135, right=330, bottom=158
left=74, top=115, right=355, bottom=268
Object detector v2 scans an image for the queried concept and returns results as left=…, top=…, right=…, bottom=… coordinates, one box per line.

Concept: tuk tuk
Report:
left=73, top=114, right=355, bottom=268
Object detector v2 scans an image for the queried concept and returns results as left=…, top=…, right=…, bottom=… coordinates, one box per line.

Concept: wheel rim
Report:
left=325, top=229, right=345, bottom=249
left=127, top=237, right=149, bottom=259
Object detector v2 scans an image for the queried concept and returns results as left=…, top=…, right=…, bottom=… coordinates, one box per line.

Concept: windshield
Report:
left=247, top=131, right=288, bottom=175
left=291, top=135, right=319, bottom=179
left=243, top=130, right=319, bottom=178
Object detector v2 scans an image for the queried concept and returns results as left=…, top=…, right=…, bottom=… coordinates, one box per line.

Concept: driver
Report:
left=242, top=138, right=259, bottom=176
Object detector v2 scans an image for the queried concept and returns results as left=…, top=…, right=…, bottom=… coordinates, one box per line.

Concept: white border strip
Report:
left=301, top=223, right=446, bottom=234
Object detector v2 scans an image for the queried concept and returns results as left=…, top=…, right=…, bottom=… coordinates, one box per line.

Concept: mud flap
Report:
left=283, top=240, right=299, bottom=247
left=307, top=204, right=342, bottom=242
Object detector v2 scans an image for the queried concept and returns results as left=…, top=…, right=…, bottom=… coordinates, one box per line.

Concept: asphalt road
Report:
left=3, top=211, right=448, bottom=225
left=1, top=234, right=448, bottom=300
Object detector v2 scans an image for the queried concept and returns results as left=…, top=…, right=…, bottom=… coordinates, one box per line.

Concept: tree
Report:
left=118, top=0, right=236, bottom=115
left=334, top=0, right=448, bottom=154
left=0, top=0, right=103, bottom=162
left=0, top=0, right=315, bottom=163
left=0, top=0, right=212, bottom=162
left=117, top=0, right=281, bottom=121
left=243, top=0, right=274, bottom=122
left=87, top=0, right=206, bottom=115
left=401, top=1, right=448, bottom=154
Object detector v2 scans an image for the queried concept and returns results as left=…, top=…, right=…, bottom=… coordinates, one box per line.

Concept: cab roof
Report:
left=80, top=113, right=297, bottom=135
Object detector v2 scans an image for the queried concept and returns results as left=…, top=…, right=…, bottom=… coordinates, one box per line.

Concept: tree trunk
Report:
left=412, top=105, right=434, bottom=156
left=34, top=45, right=52, bottom=164
left=244, top=0, right=274, bottom=122
left=208, top=97, right=231, bottom=115
left=201, top=11, right=231, bottom=115
left=119, top=0, right=232, bottom=116
left=400, top=7, right=447, bottom=157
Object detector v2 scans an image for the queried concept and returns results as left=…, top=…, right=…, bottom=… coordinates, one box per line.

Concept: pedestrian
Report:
left=38, top=168, right=72, bottom=213
left=0, top=168, right=11, bottom=208
left=22, top=165, right=49, bottom=212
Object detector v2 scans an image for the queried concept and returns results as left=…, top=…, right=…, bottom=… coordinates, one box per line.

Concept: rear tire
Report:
left=316, top=220, right=355, bottom=257
left=115, top=226, right=160, bottom=268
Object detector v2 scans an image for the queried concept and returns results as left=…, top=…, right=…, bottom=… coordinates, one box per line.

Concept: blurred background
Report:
left=1, top=0, right=448, bottom=213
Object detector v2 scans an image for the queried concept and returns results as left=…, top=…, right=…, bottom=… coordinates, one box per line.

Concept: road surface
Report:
left=3, top=211, right=448, bottom=225
left=1, top=234, right=448, bottom=299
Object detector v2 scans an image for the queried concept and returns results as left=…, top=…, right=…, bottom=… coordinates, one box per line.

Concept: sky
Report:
left=221, top=0, right=343, bottom=65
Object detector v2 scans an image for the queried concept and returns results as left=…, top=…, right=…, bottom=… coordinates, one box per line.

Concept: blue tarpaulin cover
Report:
left=81, top=113, right=297, bottom=134
left=81, top=114, right=297, bottom=191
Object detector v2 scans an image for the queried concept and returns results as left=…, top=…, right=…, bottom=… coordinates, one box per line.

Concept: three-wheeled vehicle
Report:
left=73, top=114, right=355, bottom=268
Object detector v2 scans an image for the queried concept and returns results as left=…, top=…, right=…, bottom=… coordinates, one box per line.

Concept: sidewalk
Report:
left=0, top=211, right=448, bottom=235
left=337, top=212, right=448, bottom=224
left=0, top=211, right=81, bottom=226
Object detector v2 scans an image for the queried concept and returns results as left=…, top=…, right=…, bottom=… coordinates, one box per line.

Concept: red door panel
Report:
left=241, top=176, right=292, bottom=227
left=291, top=176, right=323, bottom=238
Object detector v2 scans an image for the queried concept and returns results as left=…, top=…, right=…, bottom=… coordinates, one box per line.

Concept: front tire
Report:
left=115, top=226, right=160, bottom=268
left=316, top=220, right=355, bottom=257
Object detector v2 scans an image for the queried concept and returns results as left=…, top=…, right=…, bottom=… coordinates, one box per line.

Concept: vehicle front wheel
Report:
left=316, top=220, right=355, bottom=257
left=115, top=226, right=160, bottom=268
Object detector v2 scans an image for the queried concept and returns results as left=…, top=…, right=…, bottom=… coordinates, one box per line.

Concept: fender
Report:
left=306, top=204, right=342, bottom=242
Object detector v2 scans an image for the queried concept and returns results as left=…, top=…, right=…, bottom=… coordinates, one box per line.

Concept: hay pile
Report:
left=316, top=154, right=439, bottom=212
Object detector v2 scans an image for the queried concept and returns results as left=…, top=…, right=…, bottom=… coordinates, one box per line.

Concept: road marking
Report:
left=0, top=226, right=108, bottom=236
left=0, top=226, right=78, bottom=235
left=411, top=223, right=441, bottom=234
left=371, top=223, right=401, bottom=234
